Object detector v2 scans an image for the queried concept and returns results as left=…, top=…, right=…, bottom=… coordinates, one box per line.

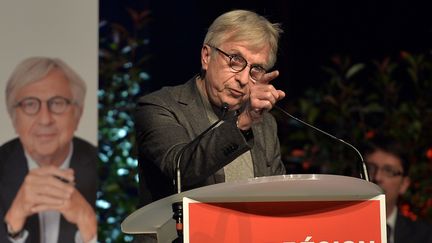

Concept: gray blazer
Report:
left=0, top=137, right=97, bottom=243
left=135, top=76, right=285, bottom=206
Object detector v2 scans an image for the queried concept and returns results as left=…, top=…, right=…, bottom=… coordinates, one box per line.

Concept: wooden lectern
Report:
left=122, top=174, right=387, bottom=243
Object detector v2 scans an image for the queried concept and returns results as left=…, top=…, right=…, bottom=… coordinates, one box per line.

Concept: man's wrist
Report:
left=4, top=220, right=25, bottom=240
left=4, top=207, right=26, bottom=238
left=236, top=114, right=251, bottom=131
left=236, top=117, right=253, bottom=140
left=77, top=211, right=97, bottom=243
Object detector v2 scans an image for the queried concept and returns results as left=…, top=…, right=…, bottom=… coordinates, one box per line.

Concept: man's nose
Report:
left=235, top=68, right=250, bottom=87
left=36, top=103, right=54, bottom=124
left=371, top=169, right=385, bottom=184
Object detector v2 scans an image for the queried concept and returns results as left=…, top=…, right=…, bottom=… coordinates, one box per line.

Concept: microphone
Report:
left=172, top=102, right=229, bottom=242
left=174, top=102, right=230, bottom=193
left=274, top=105, right=369, bottom=182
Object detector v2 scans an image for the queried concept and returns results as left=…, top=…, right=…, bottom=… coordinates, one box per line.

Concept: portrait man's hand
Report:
left=4, top=166, right=74, bottom=232
left=57, top=188, right=97, bottom=242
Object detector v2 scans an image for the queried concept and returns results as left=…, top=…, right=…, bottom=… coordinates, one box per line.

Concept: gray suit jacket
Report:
left=135, top=76, right=285, bottom=206
left=0, top=137, right=97, bottom=243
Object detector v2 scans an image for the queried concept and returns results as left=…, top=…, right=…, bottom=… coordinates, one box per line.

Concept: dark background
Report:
left=101, top=0, right=432, bottom=98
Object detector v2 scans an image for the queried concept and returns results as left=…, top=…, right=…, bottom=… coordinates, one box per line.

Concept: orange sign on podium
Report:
left=184, top=197, right=385, bottom=243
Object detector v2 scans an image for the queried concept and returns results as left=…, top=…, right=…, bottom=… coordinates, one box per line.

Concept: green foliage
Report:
left=98, top=9, right=151, bottom=242
left=277, top=51, right=432, bottom=222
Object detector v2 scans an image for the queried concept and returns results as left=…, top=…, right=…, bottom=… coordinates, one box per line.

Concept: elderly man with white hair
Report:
left=0, top=57, right=97, bottom=243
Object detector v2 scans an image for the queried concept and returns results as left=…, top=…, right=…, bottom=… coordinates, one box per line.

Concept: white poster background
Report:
left=0, top=0, right=98, bottom=145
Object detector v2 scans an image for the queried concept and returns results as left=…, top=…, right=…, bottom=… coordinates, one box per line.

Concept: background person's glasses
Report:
left=366, top=162, right=404, bottom=178
left=208, top=45, right=267, bottom=82
left=14, top=96, right=75, bottom=115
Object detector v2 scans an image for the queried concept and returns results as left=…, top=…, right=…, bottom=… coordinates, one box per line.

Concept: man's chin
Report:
left=222, top=98, right=243, bottom=111
left=34, top=134, right=58, bottom=144
left=28, top=144, right=61, bottom=160
left=32, top=148, right=58, bottom=158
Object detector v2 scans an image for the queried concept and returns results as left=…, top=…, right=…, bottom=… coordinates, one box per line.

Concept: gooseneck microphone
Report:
left=174, top=102, right=230, bottom=193
left=172, top=102, right=229, bottom=243
left=275, top=105, right=369, bottom=182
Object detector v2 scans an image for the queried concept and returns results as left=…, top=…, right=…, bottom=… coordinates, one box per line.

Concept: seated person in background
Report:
left=1, top=57, right=97, bottom=243
left=135, top=9, right=286, bottom=207
left=364, top=136, right=432, bottom=243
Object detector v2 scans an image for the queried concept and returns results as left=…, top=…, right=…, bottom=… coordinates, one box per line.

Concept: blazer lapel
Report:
left=177, top=77, right=212, bottom=137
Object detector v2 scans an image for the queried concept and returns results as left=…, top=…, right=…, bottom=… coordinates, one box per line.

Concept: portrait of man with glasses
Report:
left=364, top=135, right=432, bottom=243
left=135, top=9, right=286, bottom=214
left=0, top=57, right=97, bottom=243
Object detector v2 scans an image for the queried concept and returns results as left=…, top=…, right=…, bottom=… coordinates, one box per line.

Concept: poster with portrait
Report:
left=0, top=0, right=98, bottom=146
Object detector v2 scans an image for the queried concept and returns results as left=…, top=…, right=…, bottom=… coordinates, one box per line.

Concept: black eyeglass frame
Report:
left=14, top=96, right=76, bottom=115
left=207, top=44, right=267, bottom=82
left=366, top=162, right=405, bottom=178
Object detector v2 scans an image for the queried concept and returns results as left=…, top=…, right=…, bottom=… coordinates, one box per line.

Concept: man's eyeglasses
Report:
left=208, top=45, right=267, bottom=82
left=14, top=96, right=75, bottom=115
left=366, top=162, right=404, bottom=178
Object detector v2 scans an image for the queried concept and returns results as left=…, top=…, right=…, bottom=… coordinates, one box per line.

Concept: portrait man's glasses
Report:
left=366, top=162, right=404, bottom=178
left=207, top=44, right=267, bottom=82
left=14, top=96, right=75, bottom=115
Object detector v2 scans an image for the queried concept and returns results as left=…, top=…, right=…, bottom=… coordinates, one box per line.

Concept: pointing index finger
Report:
left=257, top=70, right=279, bottom=85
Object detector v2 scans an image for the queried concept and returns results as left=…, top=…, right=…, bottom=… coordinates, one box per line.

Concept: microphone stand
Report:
left=171, top=103, right=229, bottom=243
left=275, top=105, right=369, bottom=182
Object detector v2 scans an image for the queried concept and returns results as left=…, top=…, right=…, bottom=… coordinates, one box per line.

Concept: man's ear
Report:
left=201, top=45, right=211, bottom=70
left=399, top=176, right=411, bottom=195
left=74, top=105, right=83, bottom=131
